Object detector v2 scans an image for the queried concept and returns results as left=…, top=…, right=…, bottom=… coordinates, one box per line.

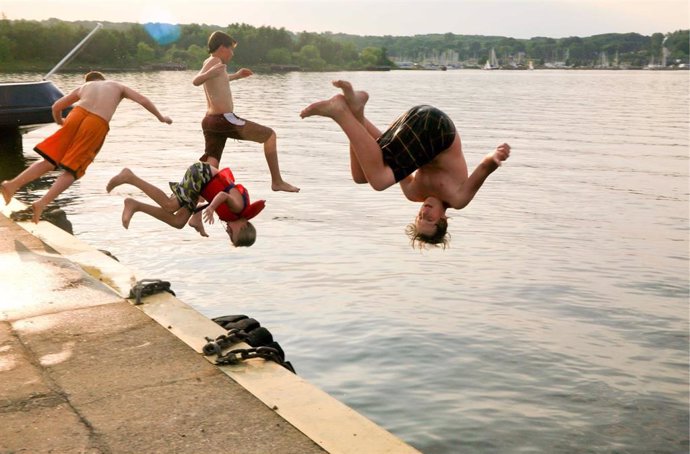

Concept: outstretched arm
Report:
left=452, top=143, right=510, bottom=209
left=228, top=68, right=253, bottom=81
left=122, top=86, right=172, bottom=124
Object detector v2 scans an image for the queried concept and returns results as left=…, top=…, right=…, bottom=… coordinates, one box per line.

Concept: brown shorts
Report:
left=34, top=106, right=109, bottom=179
left=200, top=113, right=273, bottom=162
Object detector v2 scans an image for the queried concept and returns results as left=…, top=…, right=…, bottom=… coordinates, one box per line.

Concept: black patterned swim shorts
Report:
left=377, top=105, right=457, bottom=182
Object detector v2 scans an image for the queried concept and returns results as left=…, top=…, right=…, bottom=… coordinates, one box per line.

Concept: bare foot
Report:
left=122, top=198, right=137, bottom=229
left=31, top=201, right=45, bottom=224
left=106, top=168, right=134, bottom=193
left=300, top=94, right=349, bottom=119
left=272, top=180, right=300, bottom=193
left=1, top=180, right=15, bottom=205
left=332, top=80, right=369, bottom=120
left=188, top=212, right=209, bottom=237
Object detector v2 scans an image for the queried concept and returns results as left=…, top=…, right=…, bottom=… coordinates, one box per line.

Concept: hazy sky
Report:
left=1, top=0, right=688, bottom=39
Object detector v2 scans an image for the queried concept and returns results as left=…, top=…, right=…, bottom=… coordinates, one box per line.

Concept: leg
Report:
left=262, top=130, right=300, bottom=193
left=1, top=159, right=56, bottom=204
left=121, top=198, right=191, bottom=230
left=332, top=80, right=382, bottom=184
left=107, top=168, right=178, bottom=211
left=31, top=171, right=75, bottom=223
left=301, top=94, right=395, bottom=191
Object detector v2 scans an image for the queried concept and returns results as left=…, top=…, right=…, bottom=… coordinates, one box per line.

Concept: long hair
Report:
left=405, top=218, right=450, bottom=250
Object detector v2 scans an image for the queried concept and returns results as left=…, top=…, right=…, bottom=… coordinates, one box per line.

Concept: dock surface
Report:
left=0, top=206, right=420, bottom=454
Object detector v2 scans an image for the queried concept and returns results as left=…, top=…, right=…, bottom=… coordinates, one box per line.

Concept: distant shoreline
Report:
left=1, top=65, right=687, bottom=75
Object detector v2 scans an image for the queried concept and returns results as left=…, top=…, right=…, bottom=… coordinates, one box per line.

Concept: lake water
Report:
left=2, top=69, right=688, bottom=453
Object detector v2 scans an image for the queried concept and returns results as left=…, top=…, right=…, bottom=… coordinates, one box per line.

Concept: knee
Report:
left=263, top=129, right=276, bottom=143
left=369, top=178, right=390, bottom=192
left=171, top=215, right=188, bottom=229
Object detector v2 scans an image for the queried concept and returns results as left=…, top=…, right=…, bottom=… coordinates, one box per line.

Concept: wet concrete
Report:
left=0, top=209, right=421, bottom=454
left=0, top=214, right=328, bottom=453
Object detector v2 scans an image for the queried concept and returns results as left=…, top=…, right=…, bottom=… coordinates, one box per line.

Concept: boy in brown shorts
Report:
left=301, top=80, right=511, bottom=249
left=193, top=30, right=299, bottom=193
left=1, top=71, right=172, bottom=223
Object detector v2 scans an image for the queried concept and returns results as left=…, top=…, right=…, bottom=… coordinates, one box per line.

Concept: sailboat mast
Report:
left=43, top=23, right=103, bottom=80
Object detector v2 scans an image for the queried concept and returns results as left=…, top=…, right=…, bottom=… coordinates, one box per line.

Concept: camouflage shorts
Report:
left=169, top=162, right=213, bottom=212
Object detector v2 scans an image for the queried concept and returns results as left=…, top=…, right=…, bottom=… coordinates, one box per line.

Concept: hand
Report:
left=236, top=68, right=254, bottom=78
left=490, top=143, right=511, bottom=166
left=203, top=207, right=215, bottom=225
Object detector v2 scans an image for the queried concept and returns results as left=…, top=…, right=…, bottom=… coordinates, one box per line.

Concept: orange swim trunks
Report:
left=34, top=106, right=110, bottom=179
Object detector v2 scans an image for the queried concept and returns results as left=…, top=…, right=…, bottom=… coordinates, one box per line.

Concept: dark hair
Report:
left=84, top=71, right=105, bottom=82
left=405, top=218, right=450, bottom=250
left=208, top=31, right=237, bottom=53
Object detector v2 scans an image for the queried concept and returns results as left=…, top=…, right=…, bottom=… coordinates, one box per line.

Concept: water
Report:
left=2, top=70, right=688, bottom=453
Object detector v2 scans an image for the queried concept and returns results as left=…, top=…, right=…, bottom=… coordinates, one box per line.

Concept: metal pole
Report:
left=43, top=23, right=103, bottom=80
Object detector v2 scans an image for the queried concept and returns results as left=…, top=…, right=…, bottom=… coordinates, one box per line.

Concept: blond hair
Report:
left=405, top=218, right=450, bottom=250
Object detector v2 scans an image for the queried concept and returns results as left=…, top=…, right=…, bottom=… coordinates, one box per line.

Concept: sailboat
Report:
left=483, top=48, right=499, bottom=70
left=0, top=23, right=102, bottom=133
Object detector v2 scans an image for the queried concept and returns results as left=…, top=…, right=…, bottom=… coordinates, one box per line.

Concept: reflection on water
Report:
left=2, top=70, right=688, bottom=454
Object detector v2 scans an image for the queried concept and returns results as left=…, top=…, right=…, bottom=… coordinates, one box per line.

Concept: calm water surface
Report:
left=2, top=70, right=688, bottom=453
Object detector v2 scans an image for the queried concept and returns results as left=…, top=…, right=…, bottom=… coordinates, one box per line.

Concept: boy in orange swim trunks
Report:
left=0, top=71, right=172, bottom=223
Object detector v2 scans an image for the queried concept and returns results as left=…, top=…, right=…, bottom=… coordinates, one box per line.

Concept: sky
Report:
left=1, top=0, right=688, bottom=39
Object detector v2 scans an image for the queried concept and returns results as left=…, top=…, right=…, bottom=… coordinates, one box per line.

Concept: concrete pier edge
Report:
left=1, top=198, right=420, bottom=454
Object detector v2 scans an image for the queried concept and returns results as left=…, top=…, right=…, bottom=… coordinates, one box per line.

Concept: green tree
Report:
left=296, top=44, right=325, bottom=70
left=0, top=35, right=12, bottom=62
left=136, top=41, right=155, bottom=64
left=267, top=47, right=292, bottom=64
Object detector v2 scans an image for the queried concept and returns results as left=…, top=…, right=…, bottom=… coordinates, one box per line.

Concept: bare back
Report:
left=74, top=80, right=128, bottom=122
left=201, top=56, right=234, bottom=114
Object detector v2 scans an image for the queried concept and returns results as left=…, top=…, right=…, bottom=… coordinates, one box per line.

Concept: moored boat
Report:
left=0, top=80, right=66, bottom=133
left=0, top=23, right=102, bottom=135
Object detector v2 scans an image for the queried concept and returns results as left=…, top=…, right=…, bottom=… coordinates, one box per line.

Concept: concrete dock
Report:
left=0, top=199, right=421, bottom=454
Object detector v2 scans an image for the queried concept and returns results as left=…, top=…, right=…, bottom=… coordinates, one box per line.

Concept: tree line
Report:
left=0, top=18, right=394, bottom=71
left=0, top=18, right=687, bottom=72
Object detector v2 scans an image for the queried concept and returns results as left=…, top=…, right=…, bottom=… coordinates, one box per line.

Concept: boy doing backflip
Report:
left=106, top=162, right=264, bottom=247
left=300, top=80, right=511, bottom=249
left=0, top=71, right=172, bottom=223
left=193, top=31, right=299, bottom=193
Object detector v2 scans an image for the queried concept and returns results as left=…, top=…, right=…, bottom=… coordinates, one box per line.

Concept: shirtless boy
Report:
left=0, top=71, right=172, bottom=223
left=300, top=80, right=511, bottom=249
left=106, top=162, right=263, bottom=247
left=193, top=30, right=299, bottom=193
